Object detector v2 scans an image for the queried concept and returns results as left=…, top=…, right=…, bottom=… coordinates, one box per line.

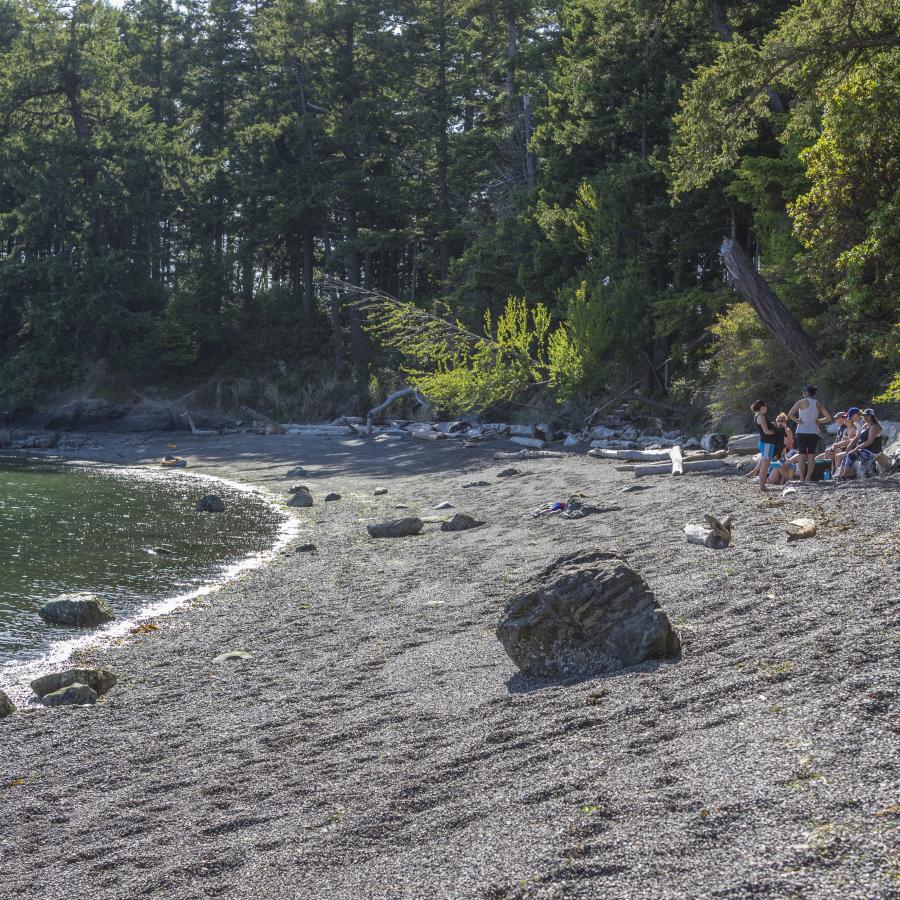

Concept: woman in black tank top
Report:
left=835, top=408, right=883, bottom=477
left=751, top=399, right=777, bottom=490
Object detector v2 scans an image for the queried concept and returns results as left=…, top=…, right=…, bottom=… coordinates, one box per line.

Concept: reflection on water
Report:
left=0, top=459, right=283, bottom=666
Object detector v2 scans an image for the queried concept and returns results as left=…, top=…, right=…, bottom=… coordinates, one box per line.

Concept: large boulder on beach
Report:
left=39, top=593, right=115, bottom=628
left=30, top=668, right=117, bottom=700
left=497, top=549, right=681, bottom=679
left=367, top=517, right=424, bottom=538
left=41, top=683, right=97, bottom=707
left=701, top=433, right=728, bottom=452
left=196, top=494, right=225, bottom=513
left=0, top=689, right=15, bottom=718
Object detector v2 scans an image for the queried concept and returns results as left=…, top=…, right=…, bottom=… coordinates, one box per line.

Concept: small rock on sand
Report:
left=462, top=481, right=490, bottom=488
left=39, top=593, right=115, bottom=628
left=324, top=493, right=341, bottom=502
left=367, top=517, right=424, bottom=538
left=31, top=669, right=117, bottom=699
left=441, top=513, right=484, bottom=532
left=0, top=689, right=15, bottom=718
left=286, top=467, right=308, bottom=478
left=213, top=650, right=253, bottom=663
left=289, top=484, right=310, bottom=494
left=296, top=543, right=317, bottom=553
left=42, top=683, right=98, bottom=707
left=196, top=495, right=225, bottom=513
left=496, top=468, right=521, bottom=478
left=433, top=501, right=454, bottom=509
left=374, top=488, right=389, bottom=496
left=288, top=489, right=313, bottom=508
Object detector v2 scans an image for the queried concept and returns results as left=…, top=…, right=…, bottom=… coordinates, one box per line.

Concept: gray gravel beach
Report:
left=1, top=433, right=898, bottom=899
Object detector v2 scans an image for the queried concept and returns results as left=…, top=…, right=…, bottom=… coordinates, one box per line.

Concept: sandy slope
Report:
left=1, top=432, right=898, bottom=899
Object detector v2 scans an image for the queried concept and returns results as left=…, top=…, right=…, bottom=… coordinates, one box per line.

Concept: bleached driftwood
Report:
left=493, top=449, right=566, bottom=460
left=670, top=445, right=684, bottom=476
left=633, top=459, right=726, bottom=478
left=180, top=413, right=217, bottom=436
left=727, top=433, right=759, bottom=455
left=241, top=405, right=286, bottom=434
left=591, top=448, right=727, bottom=463
left=366, top=388, right=430, bottom=433
left=510, top=436, right=547, bottom=450
left=685, top=514, right=734, bottom=549
left=409, top=429, right=445, bottom=442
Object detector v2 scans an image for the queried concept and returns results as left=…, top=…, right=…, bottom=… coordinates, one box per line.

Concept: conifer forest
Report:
left=0, top=0, right=898, bottom=422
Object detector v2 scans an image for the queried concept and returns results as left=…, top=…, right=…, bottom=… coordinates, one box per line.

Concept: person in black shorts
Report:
left=788, top=385, right=832, bottom=481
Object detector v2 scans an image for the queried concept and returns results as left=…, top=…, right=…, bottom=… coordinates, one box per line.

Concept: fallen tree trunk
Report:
left=634, top=459, right=726, bottom=478
left=670, top=445, right=684, bottom=476
left=367, top=388, right=429, bottom=433
left=721, top=238, right=820, bottom=372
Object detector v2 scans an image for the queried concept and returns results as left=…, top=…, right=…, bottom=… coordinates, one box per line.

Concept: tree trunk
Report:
left=303, top=228, right=315, bottom=317
left=720, top=238, right=820, bottom=372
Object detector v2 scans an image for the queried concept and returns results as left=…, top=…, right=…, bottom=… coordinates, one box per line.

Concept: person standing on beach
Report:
left=788, top=385, right=831, bottom=481
left=751, top=400, right=777, bottom=491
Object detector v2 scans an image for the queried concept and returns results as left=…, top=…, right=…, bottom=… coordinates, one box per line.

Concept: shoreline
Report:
left=0, top=454, right=298, bottom=705
left=1, top=430, right=897, bottom=899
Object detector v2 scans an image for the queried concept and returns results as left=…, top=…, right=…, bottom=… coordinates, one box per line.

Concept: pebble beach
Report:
left=1, top=432, right=898, bottom=899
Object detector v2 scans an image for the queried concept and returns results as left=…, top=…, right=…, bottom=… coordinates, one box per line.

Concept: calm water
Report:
left=0, top=459, right=284, bottom=668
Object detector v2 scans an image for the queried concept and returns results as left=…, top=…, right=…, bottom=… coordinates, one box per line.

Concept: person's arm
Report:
left=787, top=401, right=801, bottom=424
left=816, top=402, right=832, bottom=425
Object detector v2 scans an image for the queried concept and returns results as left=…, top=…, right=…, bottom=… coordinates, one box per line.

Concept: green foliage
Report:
left=362, top=293, right=582, bottom=415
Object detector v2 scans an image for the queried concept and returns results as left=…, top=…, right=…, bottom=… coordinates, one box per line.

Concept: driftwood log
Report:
left=670, top=445, right=684, bottom=476
left=366, top=388, right=430, bottom=433
left=494, top=449, right=566, bottom=460
left=633, top=459, right=726, bottom=478
left=685, top=514, right=734, bottom=549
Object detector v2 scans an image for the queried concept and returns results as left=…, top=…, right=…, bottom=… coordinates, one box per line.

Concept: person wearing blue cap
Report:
left=788, top=385, right=832, bottom=482
left=817, top=410, right=856, bottom=476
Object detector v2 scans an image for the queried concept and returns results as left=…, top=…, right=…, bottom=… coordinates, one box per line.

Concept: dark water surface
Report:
left=0, top=458, right=284, bottom=668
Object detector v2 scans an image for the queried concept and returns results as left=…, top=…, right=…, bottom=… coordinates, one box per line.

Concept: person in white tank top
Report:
left=788, top=385, right=832, bottom=481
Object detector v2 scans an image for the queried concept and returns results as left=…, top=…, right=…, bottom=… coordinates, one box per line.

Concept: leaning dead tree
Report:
left=720, top=238, right=820, bottom=372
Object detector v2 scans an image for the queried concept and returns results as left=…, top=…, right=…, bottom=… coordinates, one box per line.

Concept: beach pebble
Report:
left=367, top=517, right=424, bottom=539
left=213, top=651, right=253, bottom=663
left=288, top=484, right=310, bottom=494
left=286, top=467, right=308, bottom=478
left=374, top=488, right=389, bottom=496
left=39, top=593, right=115, bottom=628
left=433, top=501, right=454, bottom=509
left=288, top=489, right=313, bottom=508
left=296, top=544, right=317, bottom=553
left=496, top=468, right=521, bottom=478
left=42, top=683, right=98, bottom=707
left=0, top=689, right=15, bottom=718
left=196, top=495, right=225, bottom=513
left=441, top=513, right=484, bottom=532
left=324, top=493, right=341, bottom=502
left=462, top=481, right=490, bottom=488
left=31, top=669, right=117, bottom=700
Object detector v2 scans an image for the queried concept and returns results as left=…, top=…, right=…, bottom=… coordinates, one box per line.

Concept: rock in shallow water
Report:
left=39, top=593, right=115, bottom=628
left=196, top=494, right=225, bottom=513
left=497, top=549, right=681, bottom=679
left=31, top=668, right=117, bottom=699
left=367, top=517, right=424, bottom=538
left=0, top=689, right=15, bottom=718
left=42, top=683, right=98, bottom=707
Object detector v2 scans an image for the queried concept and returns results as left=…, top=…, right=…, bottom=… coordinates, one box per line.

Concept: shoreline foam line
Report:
left=0, top=463, right=299, bottom=705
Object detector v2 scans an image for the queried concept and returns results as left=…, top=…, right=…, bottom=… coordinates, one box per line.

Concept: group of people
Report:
left=748, top=386, right=885, bottom=491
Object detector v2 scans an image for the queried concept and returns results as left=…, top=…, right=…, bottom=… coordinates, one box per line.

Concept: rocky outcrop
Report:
left=441, top=513, right=484, bottom=532
left=39, top=593, right=115, bottom=627
left=30, top=668, right=117, bottom=700
left=0, top=689, right=15, bottom=718
left=196, top=495, right=225, bottom=513
left=41, top=683, right=97, bottom=707
left=497, top=549, right=681, bottom=679
left=367, top=517, right=424, bottom=538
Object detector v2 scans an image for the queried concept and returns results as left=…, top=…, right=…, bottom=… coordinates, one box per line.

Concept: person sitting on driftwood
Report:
left=816, top=410, right=855, bottom=476
left=788, top=385, right=831, bottom=482
left=751, top=399, right=778, bottom=491
left=834, top=408, right=883, bottom=479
